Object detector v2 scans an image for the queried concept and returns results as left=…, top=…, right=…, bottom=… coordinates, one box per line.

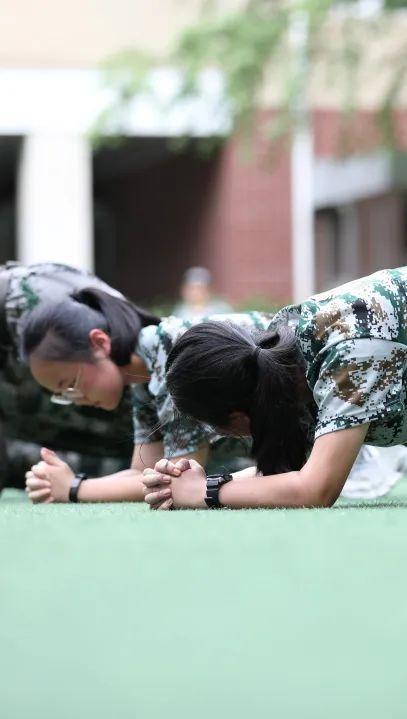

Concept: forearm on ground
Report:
left=221, top=470, right=316, bottom=508
left=221, top=426, right=369, bottom=509
left=77, top=469, right=145, bottom=502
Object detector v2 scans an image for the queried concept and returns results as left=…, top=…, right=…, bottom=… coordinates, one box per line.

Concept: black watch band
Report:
left=69, top=473, right=88, bottom=503
left=205, top=473, right=233, bottom=509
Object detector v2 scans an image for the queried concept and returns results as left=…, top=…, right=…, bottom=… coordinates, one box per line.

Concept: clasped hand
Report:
left=142, top=458, right=207, bottom=510
left=25, top=448, right=74, bottom=503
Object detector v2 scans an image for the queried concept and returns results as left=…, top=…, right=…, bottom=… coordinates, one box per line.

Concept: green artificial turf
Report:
left=1, top=483, right=407, bottom=719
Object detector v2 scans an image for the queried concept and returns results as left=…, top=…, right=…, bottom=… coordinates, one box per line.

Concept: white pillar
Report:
left=289, top=11, right=315, bottom=304
left=291, top=125, right=315, bottom=303
left=17, top=133, right=93, bottom=270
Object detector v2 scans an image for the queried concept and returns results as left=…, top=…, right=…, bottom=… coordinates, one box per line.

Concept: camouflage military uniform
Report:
left=270, top=267, right=407, bottom=446
left=0, top=262, right=133, bottom=489
left=133, top=312, right=273, bottom=469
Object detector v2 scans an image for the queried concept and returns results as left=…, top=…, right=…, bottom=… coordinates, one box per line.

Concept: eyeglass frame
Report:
left=50, top=367, right=84, bottom=405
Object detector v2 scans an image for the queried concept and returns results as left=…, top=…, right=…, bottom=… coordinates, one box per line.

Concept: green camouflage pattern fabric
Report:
left=0, top=262, right=133, bottom=488
left=270, top=267, right=407, bottom=446
left=133, top=312, right=273, bottom=459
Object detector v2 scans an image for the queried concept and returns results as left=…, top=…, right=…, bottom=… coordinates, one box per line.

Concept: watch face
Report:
left=207, top=473, right=232, bottom=486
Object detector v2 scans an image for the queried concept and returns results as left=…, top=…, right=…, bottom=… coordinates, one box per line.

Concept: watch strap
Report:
left=205, top=473, right=233, bottom=509
left=69, top=473, right=88, bottom=503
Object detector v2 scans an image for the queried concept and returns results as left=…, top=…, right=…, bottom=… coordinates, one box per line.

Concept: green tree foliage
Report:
left=94, top=0, right=407, bottom=150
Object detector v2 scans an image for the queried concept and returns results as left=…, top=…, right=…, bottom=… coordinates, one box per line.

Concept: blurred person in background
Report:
left=0, top=262, right=135, bottom=494
left=173, top=266, right=232, bottom=319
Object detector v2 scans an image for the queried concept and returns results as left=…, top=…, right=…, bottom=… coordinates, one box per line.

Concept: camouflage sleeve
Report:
left=131, top=385, right=163, bottom=445
left=313, top=339, right=406, bottom=439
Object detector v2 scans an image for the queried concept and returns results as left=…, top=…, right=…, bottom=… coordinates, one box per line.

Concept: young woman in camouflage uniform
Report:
left=23, top=287, right=273, bottom=503
left=142, top=268, right=407, bottom=510
left=0, top=262, right=134, bottom=492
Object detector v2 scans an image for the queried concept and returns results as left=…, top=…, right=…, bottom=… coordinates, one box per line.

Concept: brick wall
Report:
left=198, top=138, right=292, bottom=305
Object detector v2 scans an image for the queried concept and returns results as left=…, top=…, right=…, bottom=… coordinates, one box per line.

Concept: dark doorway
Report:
left=0, top=137, right=21, bottom=264
left=92, top=137, right=220, bottom=307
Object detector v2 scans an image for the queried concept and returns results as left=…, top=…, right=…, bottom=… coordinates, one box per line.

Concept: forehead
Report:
left=29, top=357, right=81, bottom=392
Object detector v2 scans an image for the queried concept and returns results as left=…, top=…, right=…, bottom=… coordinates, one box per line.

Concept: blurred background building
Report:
left=0, top=0, right=406, bottom=307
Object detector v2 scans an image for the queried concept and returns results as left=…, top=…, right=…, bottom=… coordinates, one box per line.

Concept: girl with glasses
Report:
left=0, top=262, right=133, bottom=493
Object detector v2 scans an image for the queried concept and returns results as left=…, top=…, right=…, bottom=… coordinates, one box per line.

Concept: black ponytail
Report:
left=166, top=320, right=316, bottom=475
left=22, top=287, right=160, bottom=366
left=249, top=327, right=316, bottom=474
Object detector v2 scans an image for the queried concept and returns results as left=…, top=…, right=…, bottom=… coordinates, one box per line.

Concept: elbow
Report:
left=299, top=477, right=340, bottom=509
left=312, top=491, right=337, bottom=508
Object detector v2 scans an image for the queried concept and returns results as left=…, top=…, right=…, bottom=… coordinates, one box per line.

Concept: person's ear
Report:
left=228, top=411, right=251, bottom=436
left=88, top=329, right=111, bottom=359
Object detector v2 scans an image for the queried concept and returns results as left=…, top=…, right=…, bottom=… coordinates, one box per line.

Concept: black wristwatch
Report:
left=205, top=473, right=233, bottom=509
left=69, top=473, right=88, bottom=503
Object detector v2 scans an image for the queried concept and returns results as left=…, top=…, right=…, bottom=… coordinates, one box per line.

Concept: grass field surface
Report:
left=1, top=483, right=407, bottom=719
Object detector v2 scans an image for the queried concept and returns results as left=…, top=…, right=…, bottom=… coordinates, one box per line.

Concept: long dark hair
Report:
left=22, top=287, right=160, bottom=366
left=165, top=320, right=316, bottom=475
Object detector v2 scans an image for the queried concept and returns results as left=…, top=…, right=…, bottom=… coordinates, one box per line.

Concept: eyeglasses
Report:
left=50, top=368, right=84, bottom=405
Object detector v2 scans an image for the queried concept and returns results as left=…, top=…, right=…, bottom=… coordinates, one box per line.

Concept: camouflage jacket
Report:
left=133, top=312, right=273, bottom=456
left=270, top=267, right=407, bottom=447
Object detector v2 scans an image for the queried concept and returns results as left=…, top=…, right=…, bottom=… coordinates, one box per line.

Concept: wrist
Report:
left=69, top=473, right=88, bottom=503
left=218, top=475, right=240, bottom=507
left=76, top=479, right=88, bottom=502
